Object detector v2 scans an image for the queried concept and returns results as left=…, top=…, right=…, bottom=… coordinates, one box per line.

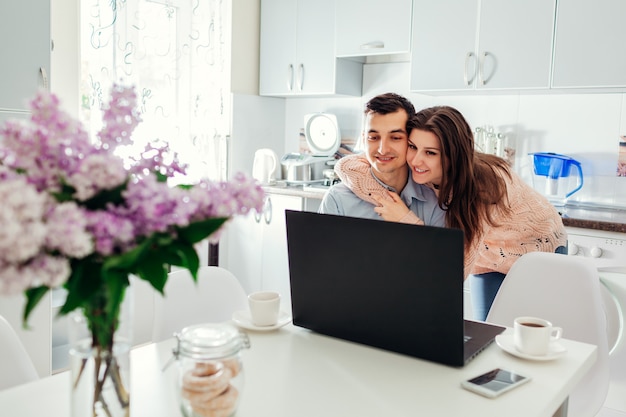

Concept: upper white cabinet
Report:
left=410, top=0, right=477, bottom=91
left=335, top=0, right=412, bottom=58
left=0, top=0, right=50, bottom=111
left=410, top=0, right=555, bottom=92
left=259, top=0, right=362, bottom=97
left=552, top=0, right=626, bottom=89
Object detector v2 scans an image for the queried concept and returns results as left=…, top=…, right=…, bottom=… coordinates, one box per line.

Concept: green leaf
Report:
left=137, top=261, right=169, bottom=293
left=155, top=171, right=168, bottom=183
left=23, top=287, right=50, bottom=329
left=81, top=181, right=127, bottom=210
left=177, top=218, right=228, bottom=244
left=102, top=271, right=130, bottom=330
left=157, top=245, right=186, bottom=267
left=60, top=258, right=103, bottom=315
left=155, top=234, right=175, bottom=247
left=176, top=243, right=200, bottom=279
left=103, top=237, right=154, bottom=271
left=50, top=183, right=77, bottom=203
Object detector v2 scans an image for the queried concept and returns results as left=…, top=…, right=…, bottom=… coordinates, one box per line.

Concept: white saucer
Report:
left=495, top=334, right=567, bottom=361
left=231, top=310, right=292, bottom=331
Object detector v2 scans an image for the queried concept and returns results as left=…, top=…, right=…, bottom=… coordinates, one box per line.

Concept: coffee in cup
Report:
left=513, top=316, right=562, bottom=356
left=248, top=291, right=281, bottom=326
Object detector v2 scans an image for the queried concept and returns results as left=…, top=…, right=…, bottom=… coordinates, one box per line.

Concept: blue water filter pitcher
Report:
left=530, top=152, right=584, bottom=205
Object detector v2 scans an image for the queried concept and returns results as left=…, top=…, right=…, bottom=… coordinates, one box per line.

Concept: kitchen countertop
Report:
left=263, top=183, right=626, bottom=234
left=558, top=205, right=626, bottom=234
left=263, top=182, right=330, bottom=200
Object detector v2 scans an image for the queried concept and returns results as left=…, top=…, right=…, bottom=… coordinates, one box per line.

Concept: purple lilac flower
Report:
left=189, top=172, right=265, bottom=221
left=0, top=83, right=266, bottom=297
left=114, top=175, right=197, bottom=238
left=0, top=90, right=96, bottom=193
left=68, top=153, right=127, bottom=201
left=128, top=142, right=188, bottom=178
left=84, top=210, right=136, bottom=256
left=0, top=262, right=33, bottom=295
left=97, top=84, right=142, bottom=149
left=25, top=254, right=71, bottom=289
left=0, top=177, right=47, bottom=264
left=44, top=202, right=94, bottom=258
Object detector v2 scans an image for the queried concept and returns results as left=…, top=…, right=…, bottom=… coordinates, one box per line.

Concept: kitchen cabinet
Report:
left=0, top=0, right=52, bottom=379
left=552, top=0, right=626, bottom=89
left=335, top=0, right=412, bottom=58
left=410, top=0, right=555, bottom=92
left=259, top=0, right=362, bottom=97
left=221, top=194, right=304, bottom=306
left=0, top=0, right=50, bottom=112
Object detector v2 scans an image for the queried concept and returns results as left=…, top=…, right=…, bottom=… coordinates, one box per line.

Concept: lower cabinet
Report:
left=220, top=194, right=305, bottom=308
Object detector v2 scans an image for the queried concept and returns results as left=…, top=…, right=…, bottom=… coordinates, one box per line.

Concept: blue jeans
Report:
left=469, top=245, right=568, bottom=321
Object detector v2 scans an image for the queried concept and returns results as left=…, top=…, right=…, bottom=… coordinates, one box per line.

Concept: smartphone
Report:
left=461, top=368, right=530, bottom=398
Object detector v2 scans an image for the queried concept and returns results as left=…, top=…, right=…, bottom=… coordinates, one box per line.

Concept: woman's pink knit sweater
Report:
left=335, top=155, right=567, bottom=278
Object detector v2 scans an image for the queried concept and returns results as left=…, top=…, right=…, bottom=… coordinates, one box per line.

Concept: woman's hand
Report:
left=373, top=190, right=410, bottom=221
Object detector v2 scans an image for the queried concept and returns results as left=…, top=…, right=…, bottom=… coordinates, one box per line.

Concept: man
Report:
left=319, top=93, right=445, bottom=227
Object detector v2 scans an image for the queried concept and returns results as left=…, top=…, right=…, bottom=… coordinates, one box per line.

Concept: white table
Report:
left=0, top=324, right=597, bottom=417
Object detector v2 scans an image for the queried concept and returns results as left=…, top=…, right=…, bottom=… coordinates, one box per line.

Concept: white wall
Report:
left=230, top=93, right=286, bottom=178
left=280, top=62, right=626, bottom=209
left=51, top=0, right=79, bottom=117
left=231, top=0, right=260, bottom=95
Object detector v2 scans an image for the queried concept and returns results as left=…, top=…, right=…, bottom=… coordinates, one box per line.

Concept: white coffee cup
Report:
left=513, top=316, right=562, bottom=356
left=248, top=291, right=281, bottom=326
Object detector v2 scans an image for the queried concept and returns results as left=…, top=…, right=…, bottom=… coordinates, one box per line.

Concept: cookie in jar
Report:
left=174, top=323, right=250, bottom=417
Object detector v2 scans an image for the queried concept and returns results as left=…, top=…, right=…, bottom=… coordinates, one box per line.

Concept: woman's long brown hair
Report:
left=408, top=106, right=512, bottom=246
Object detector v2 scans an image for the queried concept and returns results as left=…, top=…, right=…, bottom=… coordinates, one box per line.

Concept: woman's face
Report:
left=406, top=129, right=443, bottom=187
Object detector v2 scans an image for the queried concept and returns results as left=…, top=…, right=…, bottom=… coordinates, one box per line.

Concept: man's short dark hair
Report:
left=364, top=93, right=416, bottom=117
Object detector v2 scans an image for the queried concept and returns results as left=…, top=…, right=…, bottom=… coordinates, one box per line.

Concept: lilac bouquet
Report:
left=0, top=84, right=264, bottom=415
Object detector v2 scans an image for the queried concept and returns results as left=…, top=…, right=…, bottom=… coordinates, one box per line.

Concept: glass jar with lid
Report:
left=173, top=323, right=250, bottom=417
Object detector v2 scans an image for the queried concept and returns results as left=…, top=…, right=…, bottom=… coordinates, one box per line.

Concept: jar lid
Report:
left=175, top=323, right=250, bottom=359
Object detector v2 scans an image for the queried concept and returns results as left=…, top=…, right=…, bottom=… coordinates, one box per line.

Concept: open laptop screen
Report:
left=286, top=210, right=469, bottom=366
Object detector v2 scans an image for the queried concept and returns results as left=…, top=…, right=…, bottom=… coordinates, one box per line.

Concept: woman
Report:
left=336, top=106, right=567, bottom=321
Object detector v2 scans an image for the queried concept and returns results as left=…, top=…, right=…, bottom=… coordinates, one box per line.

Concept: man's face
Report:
left=363, top=110, right=409, bottom=181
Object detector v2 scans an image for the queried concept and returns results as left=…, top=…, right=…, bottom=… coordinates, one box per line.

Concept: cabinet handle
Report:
left=39, top=67, right=49, bottom=90
left=263, top=197, right=272, bottom=225
left=254, top=209, right=262, bottom=223
left=298, top=63, right=304, bottom=91
left=463, top=52, right=476, bottom=86
left=478, top=52, right=491, bottom=86
left=360, top=41, right=384, bottom=50
left=287, top=64, right=294, bottom=91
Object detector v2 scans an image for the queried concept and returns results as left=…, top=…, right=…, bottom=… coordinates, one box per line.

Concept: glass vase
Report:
left=68, top=286, right=133, bottom=417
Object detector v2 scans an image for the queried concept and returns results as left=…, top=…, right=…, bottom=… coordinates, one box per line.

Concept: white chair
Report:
left=152, top=266, right=248, bottom=342
left=0, top=315, right=39, bottom=390
left=486, top=252, right=610, bottom=417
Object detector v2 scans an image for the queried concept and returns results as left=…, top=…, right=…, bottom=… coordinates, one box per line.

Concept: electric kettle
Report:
left=530, top=152, right=584, bottom=205
left=252, top=148, right=279, bottom=185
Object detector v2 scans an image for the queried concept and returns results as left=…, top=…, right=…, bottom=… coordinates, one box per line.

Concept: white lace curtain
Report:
left=80, top=0, right=230, bottom=181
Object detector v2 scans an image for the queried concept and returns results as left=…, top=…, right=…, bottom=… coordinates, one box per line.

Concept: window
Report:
left=80, top=0, right=230, bottom=181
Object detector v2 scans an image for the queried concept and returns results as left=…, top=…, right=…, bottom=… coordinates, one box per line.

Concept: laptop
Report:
left=285, top=210, right=505, bottom=367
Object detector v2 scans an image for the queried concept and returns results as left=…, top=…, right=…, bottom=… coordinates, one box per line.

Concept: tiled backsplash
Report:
left=282, top=62, right=626, bottom=209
